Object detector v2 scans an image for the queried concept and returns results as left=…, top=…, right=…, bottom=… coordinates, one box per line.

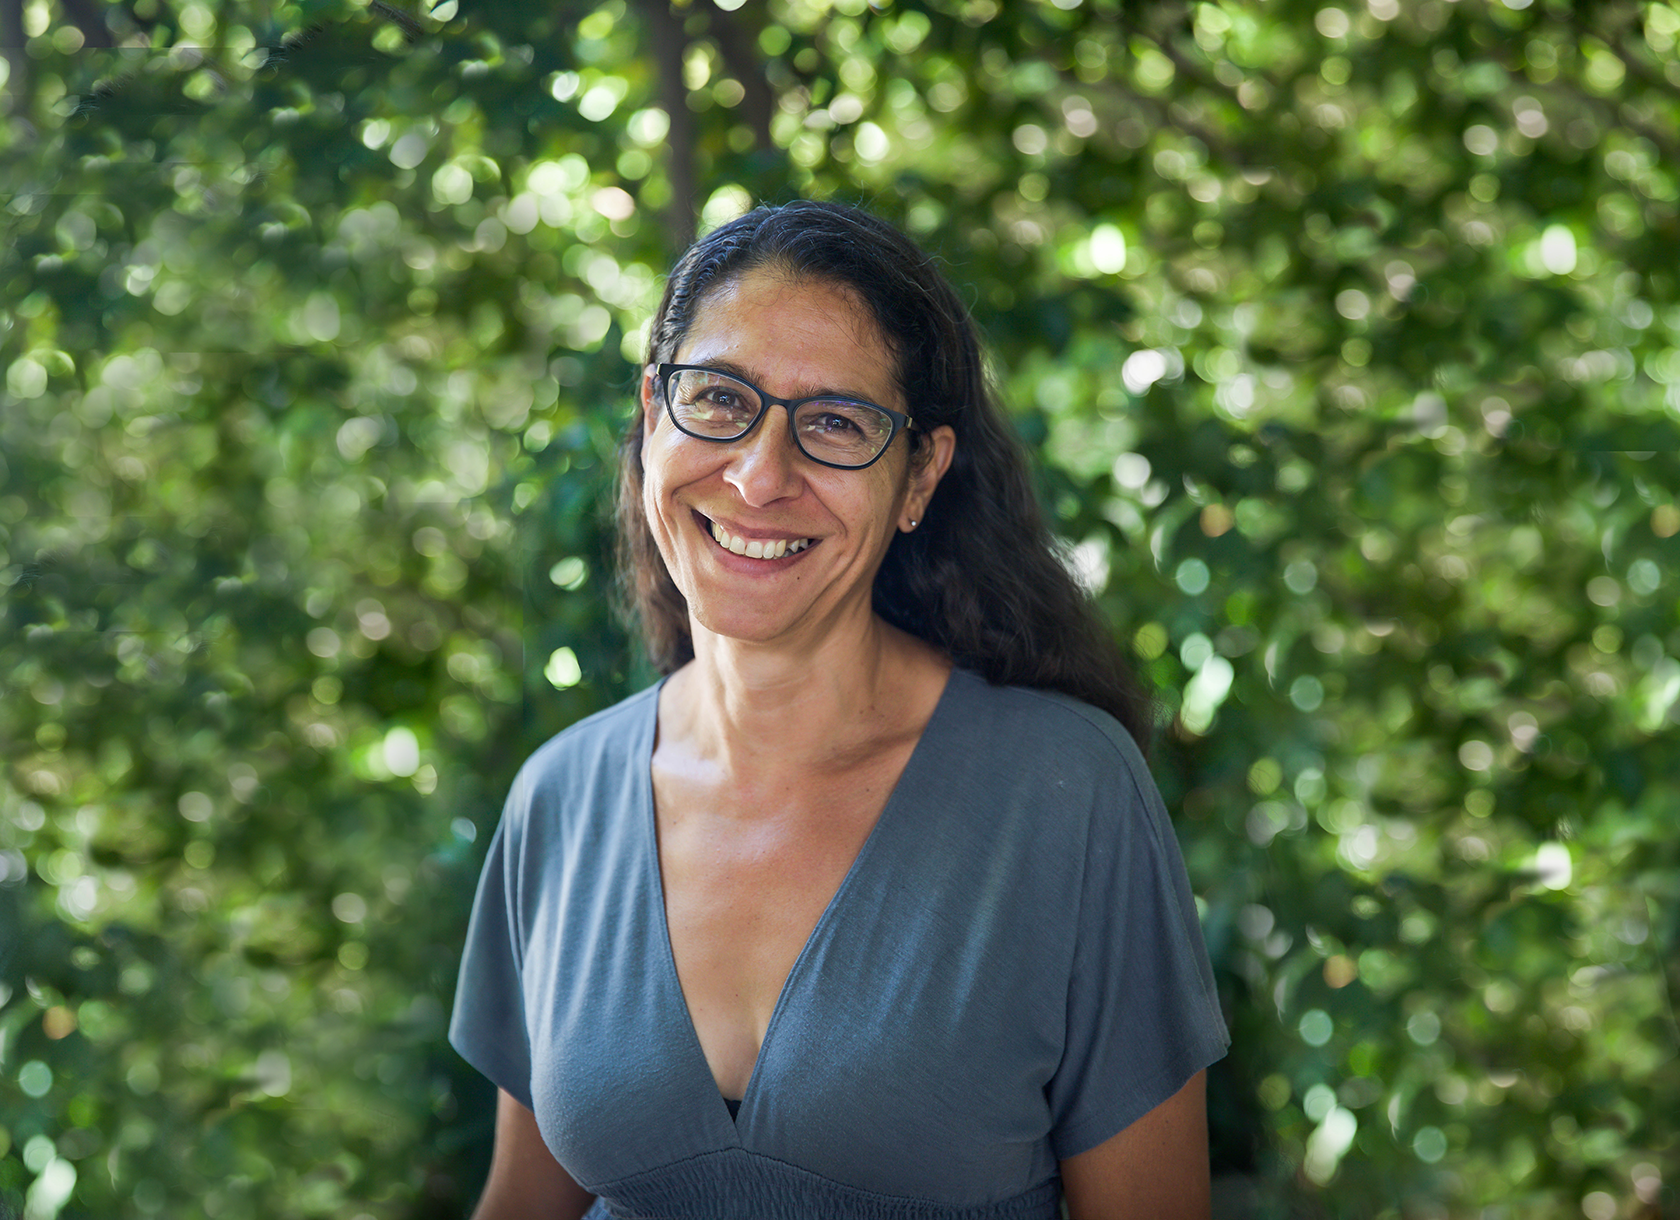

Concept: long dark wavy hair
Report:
left=615, top=199, right=1156, bottom=749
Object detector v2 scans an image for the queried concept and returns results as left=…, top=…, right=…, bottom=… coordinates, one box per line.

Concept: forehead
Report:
left=676, top=269, right=901, bottom=403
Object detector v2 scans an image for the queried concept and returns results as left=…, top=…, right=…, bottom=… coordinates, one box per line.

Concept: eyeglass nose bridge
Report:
left=730, top=387, right=797, bottom=444
left=726, top=394, right=805, bottom=463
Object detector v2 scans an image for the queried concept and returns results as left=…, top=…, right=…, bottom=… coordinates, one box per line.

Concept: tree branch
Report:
left=369, top=0, right=424, bottom=45
left=1111, top=16, right=1268, bottom=171
left=1485, top=39, right=1680, bottom=167
left=1568, top=9, right=1680, bottom=103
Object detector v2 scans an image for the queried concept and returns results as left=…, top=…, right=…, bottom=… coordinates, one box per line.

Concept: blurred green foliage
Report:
left=3, top=0, right=1679, bottom=1217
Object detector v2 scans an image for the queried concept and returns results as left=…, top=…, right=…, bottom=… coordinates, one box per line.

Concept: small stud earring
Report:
left=908, top=519, right=919, bottom=530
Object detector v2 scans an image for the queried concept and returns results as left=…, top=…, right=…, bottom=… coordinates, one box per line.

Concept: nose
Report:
left=722, top=405, right=804, bottom=506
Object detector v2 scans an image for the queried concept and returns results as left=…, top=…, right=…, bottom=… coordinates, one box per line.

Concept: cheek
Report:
left=638, top=442, right=672, bottom=533
left=643, top=461, right=677, bottom=544
left=865, top=462, right=911, bottom=520
left=641, top=425, right=678, bottom=504
left=640, top=438, right=704, bottom=576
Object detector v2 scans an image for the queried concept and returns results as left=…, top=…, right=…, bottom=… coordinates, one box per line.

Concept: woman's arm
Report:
left=1058, top=1070, right=1210, bottom=1220
left=469, top=1089, right=596, bottom=1220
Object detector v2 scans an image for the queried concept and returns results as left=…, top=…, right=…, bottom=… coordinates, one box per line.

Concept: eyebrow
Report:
left=686, top=359, right=893, bottom=409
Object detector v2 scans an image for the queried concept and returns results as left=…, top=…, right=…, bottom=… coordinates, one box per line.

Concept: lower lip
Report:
left=696, top=513, right=814, bottom=570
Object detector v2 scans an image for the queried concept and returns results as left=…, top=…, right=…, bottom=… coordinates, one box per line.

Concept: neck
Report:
left=669, top=610, right=941, bottom=775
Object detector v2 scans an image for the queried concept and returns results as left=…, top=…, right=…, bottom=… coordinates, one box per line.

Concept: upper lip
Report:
left=698, top=511, right=816, bottom=543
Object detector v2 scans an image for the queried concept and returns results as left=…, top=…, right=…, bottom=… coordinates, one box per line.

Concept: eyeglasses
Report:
left=656, top=363, right=913, bottom=471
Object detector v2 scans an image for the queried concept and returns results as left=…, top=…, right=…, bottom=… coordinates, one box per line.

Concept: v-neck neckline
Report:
left=641, top=667, right=962, bottom=1136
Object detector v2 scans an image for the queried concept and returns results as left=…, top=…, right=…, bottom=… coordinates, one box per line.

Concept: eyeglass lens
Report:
left=666, top=368, right=895, bottom=467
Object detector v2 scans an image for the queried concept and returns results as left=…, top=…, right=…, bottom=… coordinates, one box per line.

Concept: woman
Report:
left=450, top=200, right=1228, bottom=1219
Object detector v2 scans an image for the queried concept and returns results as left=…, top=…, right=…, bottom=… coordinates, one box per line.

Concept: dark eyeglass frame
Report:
left=656, top=363, right=914, bottom=471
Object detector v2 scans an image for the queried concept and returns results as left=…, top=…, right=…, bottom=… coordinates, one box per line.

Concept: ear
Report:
left=898, top=425, right=956, bottom=534
left=640, top=365, right=660, bottom=440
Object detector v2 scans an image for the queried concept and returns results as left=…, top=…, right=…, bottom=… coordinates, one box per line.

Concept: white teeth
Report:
left=708, top=520, right=812, bottom=560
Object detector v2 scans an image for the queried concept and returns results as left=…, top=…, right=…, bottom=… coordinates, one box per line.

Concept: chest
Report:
left=650, top=762, right=903, bottom=1097
left=513, top=683, right=1093, bottom=1198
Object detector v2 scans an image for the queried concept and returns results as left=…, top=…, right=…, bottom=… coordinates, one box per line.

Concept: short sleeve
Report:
left=449, top=786, right=535, bottom=1111
left=1045, top=733, right=1229, bottom=1160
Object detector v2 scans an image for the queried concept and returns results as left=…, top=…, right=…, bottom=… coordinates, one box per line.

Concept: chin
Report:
left=687, top=606, right=799, bottom=647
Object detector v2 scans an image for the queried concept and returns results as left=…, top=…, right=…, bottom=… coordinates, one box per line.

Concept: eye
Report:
left=797, top=401, right=891, bottom=438
left=675, top=375, right=757, bottom=422
left=802, top=409, right=863, bottom=436
left=698, top=386, right=746, bottom=410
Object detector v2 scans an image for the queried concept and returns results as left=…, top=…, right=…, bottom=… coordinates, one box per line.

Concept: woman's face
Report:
left=639, top=268, right=953, bottom=652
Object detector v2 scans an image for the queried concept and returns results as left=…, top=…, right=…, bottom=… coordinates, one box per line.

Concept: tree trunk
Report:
left=59, top=0, right=115, bottom=47
left=635, top=0, right=696, bottom=251
left=2, top=0, right=28, bottom=100
left=707, top=7, right=772, bottom=154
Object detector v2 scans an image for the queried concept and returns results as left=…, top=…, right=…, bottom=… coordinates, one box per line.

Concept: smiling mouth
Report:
left=706, top=517, right=815, bottom=560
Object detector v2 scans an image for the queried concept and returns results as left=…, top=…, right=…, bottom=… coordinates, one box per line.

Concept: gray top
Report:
left=450, top=668, right=1228, bottom=1220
